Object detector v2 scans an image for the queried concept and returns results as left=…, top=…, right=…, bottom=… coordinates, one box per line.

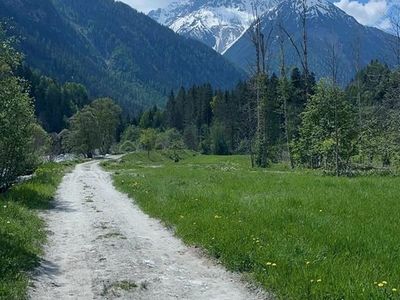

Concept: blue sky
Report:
left=120, top=0, right=395, bottom=30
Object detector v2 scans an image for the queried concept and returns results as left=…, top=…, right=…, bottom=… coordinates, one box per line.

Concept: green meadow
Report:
left=0, top=162, right=73, bottom=299
left=104, top=152, right=400, bottom=300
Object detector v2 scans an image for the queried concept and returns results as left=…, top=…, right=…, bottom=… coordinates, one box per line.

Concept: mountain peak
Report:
left=224, top=0, right=396, bottom=84
left=275, top=0, right=341, bottom=18
left=149, top=0, right=278, bottom=53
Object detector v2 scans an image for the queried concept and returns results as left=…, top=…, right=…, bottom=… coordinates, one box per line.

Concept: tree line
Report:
left=131, top=60, right=400, bottom=175
left=0, top=26, right=123, bottom=190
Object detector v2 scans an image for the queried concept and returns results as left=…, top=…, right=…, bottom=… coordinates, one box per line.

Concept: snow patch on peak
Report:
left=149, top=0, right=277, bottom=53
left=148, top=0, right=343, bottom=54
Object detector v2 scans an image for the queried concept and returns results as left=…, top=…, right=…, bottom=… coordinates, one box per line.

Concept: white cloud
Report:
left=335, top=0, right=389, bottom=27
left=118, top=0, right=174, bottom=13
left=377, top=17, right=392, bottom=30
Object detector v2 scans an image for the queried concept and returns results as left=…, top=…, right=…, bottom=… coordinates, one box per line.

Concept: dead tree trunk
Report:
left=330, top=44, right=340, bottom=176
left=278, top=23, right=294, bottom=168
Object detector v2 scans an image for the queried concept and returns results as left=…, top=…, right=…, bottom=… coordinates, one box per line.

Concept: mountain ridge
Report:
left=150, top=0, right=396, bottom=83
left=224, top=0, right=396, bottom=83
left=0, top=0, right=245, bottom=114
left=149, top=0, right=278, bottom=53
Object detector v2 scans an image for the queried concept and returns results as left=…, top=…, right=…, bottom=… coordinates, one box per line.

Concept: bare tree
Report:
left=389, top=5, right=400, bottom=67
left=247, top=3, right=271, bottom=167
left=329, top=43, right=340, bottom=176
left=280, top=0, right=310, bottom=94
left=349, top=31, right=367, bottom=165
left=278, top=22, right=294, bottom=168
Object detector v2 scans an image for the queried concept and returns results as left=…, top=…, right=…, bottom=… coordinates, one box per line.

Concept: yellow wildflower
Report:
left=393, top=288, right=397, bottom=292
left=317, top=279, right=322, bottom=283
left=378, top=283, right=384, bottom=287
left=382, top=281, right=388, bottom=285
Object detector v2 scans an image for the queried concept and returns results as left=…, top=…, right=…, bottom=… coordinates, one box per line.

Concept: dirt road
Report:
left=29, top=161, right=267, bottom=300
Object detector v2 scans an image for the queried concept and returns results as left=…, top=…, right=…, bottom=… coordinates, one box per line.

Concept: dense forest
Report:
left=129, top=61, right=400, bottom=175
left=0, top=25, right=122, bottom=190
left=1, top=0, right=400, bottom=192
left=0, top=0, right=244, bottom=115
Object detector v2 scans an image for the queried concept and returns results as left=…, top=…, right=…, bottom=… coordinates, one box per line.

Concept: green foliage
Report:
left=105, top=153, right=400, bottom=300
left=156, top=129, right=185, bottom=151
left=0, top=162, right=71, bottom=298
left=65, top=98, right=121, bottom=157
left=139, top=129, right=158, bottom=157
left=0, top=0, right=244, bottom=114
left=17, top=66, right=90, bottom=133
left=345, top=62, right=400, bottom=169
left=296, top=81, right=357, bottom=174
left=211, top=122, right=230, bottom=155
left=162, top=70, right=313, bottom=167
left=121, top=125, right=141, bottom=143
left=30, top=123, right=51, bottom=161
left=183, top=125, right=198, bottom=151
left=119, top=141, right=136, bottom=154
left=139, top=106, right=164, bottom=129
left=0, top=28, right=36, bottom=191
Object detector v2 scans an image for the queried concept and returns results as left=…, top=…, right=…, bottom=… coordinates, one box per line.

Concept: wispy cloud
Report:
left=334, top=0, right=392, bottom=30
left=118, top=0, right=174, bottom=13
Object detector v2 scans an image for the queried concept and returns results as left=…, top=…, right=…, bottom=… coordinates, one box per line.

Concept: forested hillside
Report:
left=132, top=61, right=400, bottom=174
left=224, top=0, right=397, bottom=84
left=0, top=0, right=244, bottom=114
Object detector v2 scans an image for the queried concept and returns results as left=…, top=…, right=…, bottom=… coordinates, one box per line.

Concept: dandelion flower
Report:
left=266, top=262, right=272, bottom=266
left=306, top=261, right=311, bottom=265
left=378, top=283, right=384, bottom=287
left=6, top=221, right=10, bottom=224
left=383, top=281, right=388, bottom=285
left=393, top=288, right=397, bottom=292
left=272, top=263, right=277, bottom=267
left=317, top=279, right=322, bottom=283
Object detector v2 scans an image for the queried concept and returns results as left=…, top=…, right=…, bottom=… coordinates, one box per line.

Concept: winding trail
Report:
left=29, top=161, right=267, bottom=300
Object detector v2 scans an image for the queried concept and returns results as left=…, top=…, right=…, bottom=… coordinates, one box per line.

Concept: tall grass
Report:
left=104, top=152, right=400, bottom=299
left=0, top=162, right=73, bottom=299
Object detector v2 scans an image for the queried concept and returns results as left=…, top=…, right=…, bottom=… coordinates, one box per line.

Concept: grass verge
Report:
left=0, top=162, right=74, bottom=299
left=103, top=151, right=400, bottom=300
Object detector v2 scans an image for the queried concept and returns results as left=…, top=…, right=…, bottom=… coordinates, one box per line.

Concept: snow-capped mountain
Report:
left=223, top=0, right=396, bottom=83
left=149, top=0, right=278, bottom=53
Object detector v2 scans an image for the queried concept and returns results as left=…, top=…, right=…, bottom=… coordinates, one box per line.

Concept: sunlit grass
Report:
left=0, top=162, right=74, bottom=299
left=104, top=152, right=400, bottom=299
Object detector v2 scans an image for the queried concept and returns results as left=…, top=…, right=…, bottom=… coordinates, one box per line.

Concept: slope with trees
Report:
left=0, top=0, right=244, bottom=115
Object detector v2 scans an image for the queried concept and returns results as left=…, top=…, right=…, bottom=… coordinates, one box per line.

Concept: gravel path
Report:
left=29, top=161, right=267, bottom=300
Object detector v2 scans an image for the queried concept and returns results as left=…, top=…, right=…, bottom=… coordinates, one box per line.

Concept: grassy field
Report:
left=0, top=162, right=74, bottom=299
left=103, top=151, right=400, bottom=300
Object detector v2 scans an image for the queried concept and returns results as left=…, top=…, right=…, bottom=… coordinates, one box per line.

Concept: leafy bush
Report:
left=119, top=141, right=136, bottom=153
